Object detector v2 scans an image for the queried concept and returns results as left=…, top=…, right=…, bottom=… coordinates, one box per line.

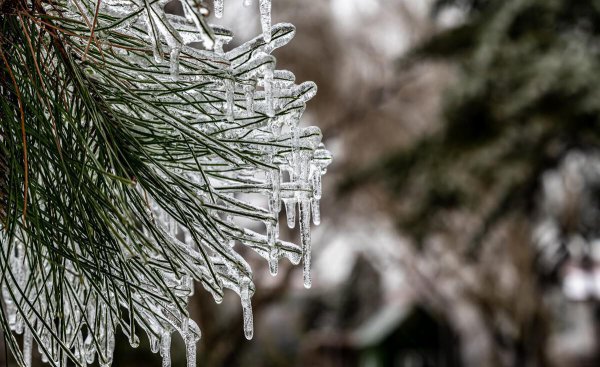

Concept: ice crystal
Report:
left=1, top=0, right=331, bottom=366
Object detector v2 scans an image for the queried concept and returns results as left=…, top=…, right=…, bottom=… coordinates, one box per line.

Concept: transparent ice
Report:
left=1, top=0, right=331, bottom=366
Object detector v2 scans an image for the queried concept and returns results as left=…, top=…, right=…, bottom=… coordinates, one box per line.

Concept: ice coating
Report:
left=1, top=0, right=331, bottom=366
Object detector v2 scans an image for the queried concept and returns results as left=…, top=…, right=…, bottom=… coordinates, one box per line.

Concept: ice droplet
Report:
left=150, top=335, right=160, bottom=354
left=129, top=333, right=140, bottom=348
left=243, top=0, right=253, bottom=7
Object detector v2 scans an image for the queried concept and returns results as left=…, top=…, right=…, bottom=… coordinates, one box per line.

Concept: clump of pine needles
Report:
left=0, top=0, right=328, bottom=365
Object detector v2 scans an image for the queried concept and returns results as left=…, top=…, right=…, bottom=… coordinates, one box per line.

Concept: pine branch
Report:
left=0, top=1, right=331, bottom=365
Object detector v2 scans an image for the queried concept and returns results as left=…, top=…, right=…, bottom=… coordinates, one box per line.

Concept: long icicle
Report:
left=214, top=0, right=224, bottom=18
left=259, top=0, right=272, bottom=42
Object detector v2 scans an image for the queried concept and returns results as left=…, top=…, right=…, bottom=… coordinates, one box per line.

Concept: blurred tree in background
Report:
left=345, top=0, right=600, bottom=366
left=367, top=0, right=600, bottom=244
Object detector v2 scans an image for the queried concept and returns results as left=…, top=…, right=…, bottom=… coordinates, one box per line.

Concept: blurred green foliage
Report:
left=346, top=0, right=600, bottom=248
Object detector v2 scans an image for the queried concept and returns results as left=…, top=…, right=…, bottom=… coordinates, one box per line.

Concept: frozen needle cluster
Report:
left=0, top=0, right=330, bottom=366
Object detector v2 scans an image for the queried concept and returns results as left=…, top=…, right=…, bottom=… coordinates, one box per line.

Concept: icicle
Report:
left=284, top=199, right=296, bottom=228
left=225, top=214, right=236, bottom=247
left=184, top=275, right=194, bottom=296
left=185, top=332, right=196, bottom=367
left=263, top=68, right=275, bottom=117
left=311, top=169, right=322, bottom=226
left=23, top=327, right=32, bottom=367
left=150, top=334, right=160, bottom=354
left=181, top=314, right=189, bottom=333
left=268, top=221, right=279, bottom=275
left=214, top=0, right=224, bottom=18
left=240, top=278, right=253, bottom=340
left=244, top=83, right=255, bottom=114
left=269, top=246, right=278, bottom=276
left=299, top=200, right=312, bottom=288
left=259, top=0, right=272, bottom=43
left=161, top=333, right=171, bottom=367
left=225, top=78, right=235, bottom=122
left=291, top=127, right=300, bottom=180
left=312, top=198, right=321, bottom=226
left=14, top=313, right=23, bottom=334
left=266, top=218, right=277, bottom=245
left=84, top=333, right=96, bottom=364
left=312, top=169, right=322, bottom=200
left=300, top=153, right=311, bottom=182
left=142, top=12, right=164, bottom=63
left=169, top=45, right=181, bottom=80
left=272, top=168, right=281, bottom=212
left=106, top=329, right=115, bottom=367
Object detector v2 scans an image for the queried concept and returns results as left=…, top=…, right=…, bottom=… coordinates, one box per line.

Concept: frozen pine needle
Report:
left=0, top=0, right=331, bottom=366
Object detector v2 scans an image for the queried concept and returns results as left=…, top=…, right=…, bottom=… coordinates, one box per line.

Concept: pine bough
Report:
left=0, top=0, right=331, bottom=365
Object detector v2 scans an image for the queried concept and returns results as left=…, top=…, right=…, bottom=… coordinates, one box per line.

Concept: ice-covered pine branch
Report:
left=0, top=0, right=331, bottom=366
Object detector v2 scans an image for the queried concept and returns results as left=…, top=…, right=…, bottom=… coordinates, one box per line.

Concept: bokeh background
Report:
left=7, top=0, right=600, bottom=366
